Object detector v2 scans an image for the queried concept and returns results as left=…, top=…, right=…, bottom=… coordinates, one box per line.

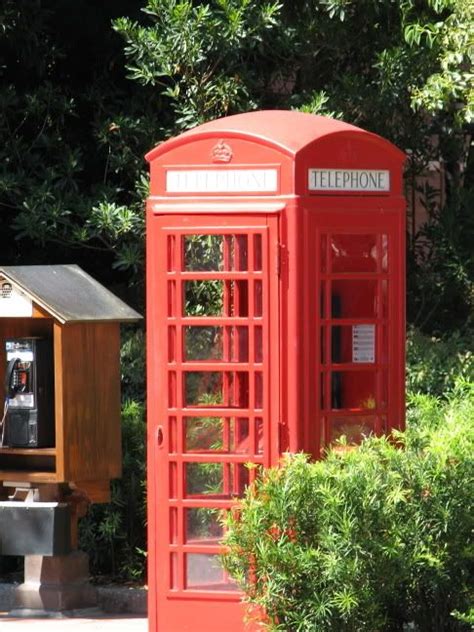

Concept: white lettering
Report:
left=166, top=169, right=278, bottom=193
left=308, top=169, right=390, bottom=193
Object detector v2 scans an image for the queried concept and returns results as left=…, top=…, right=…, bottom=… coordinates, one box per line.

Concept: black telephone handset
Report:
left=5, top=357, right=21, bottom=399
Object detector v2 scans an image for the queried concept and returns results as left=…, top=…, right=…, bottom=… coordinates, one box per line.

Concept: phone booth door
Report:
left=312, top=210, right=404, bottom=451
left=147, top=213, right=279, bottom=632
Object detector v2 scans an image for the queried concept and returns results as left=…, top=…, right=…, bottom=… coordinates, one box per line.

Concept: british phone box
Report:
left=146, top=110, right=406, bottom=631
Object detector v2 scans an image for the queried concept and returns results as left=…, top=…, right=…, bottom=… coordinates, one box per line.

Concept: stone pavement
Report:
left=0, top=610, right=147, bottom=631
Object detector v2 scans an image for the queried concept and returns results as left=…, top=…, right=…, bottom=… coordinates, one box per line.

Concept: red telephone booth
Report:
left=146, top=110, right=406, bottom=631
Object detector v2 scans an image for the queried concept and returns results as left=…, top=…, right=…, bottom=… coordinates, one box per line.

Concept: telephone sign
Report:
left=166, top=168, right=279, bottom=193
left=308, top=168, right=390, bottom=192
left=146, top=110, right=406, bottom=632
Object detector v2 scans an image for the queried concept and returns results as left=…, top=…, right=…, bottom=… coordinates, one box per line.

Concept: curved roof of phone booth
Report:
left=145, top=110, right=405, bottom=162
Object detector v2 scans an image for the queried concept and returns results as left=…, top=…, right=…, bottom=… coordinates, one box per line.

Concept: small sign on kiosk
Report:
left=0, top=278, right=32, bottom=317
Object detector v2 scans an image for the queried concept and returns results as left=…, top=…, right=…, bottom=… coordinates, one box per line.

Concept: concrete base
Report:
left=13, top=551, right=97, bottom=612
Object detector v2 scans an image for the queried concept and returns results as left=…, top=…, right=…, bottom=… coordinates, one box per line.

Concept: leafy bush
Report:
left=407, top=188, right=474, bottom=334
left=407, top=327, right=474, bottom=396
left=79, top=398, right=146, bottom=582
left=223, top=386, right=474, bottom=631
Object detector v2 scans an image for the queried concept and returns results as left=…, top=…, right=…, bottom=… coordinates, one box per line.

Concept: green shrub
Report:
left=407, top=327, right=474, bottom=397
left=79, top=398, right=146, bottom=582
left=223, top=386, right=474, bottom=631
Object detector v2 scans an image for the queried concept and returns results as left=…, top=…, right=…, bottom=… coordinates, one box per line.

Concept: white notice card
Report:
left=0, top=278, right=33, bottom=317
left=352, top=324, right=375, bottom=363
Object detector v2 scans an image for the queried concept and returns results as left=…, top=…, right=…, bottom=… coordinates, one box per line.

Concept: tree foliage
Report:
left=114, top=0, right=296, bottom=133
left=1, top=0, right=472, bottom=318
left=404, top=0, right=474, bottom=124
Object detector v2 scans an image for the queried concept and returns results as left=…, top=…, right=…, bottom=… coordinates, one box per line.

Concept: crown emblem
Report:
left=211, top=140, right=233, bottom=163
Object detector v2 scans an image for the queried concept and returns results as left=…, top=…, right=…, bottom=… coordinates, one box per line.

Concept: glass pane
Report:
left=169, top=462, right=178, bottom=499
left=185, top=462, right=249, bottom=498
left=321, top=372, right=327, bottom=409
left=184, top=235, right=224, bottom=271
left=184, top=281, right=223, bottom=316
left=380, top=280, right=388, bottom=318
left=228, top=327, right=249, bottom=362
left=170, top=508, right=178, bottom=544
left=182, top=234, right=249, bottom=272
left=320, top=326, right=326, bottom=363
left=255, top=326, right=263, bottom=363
left=167, top=235, right=176, bottom=272
left=330, top=415, right=376, bottom=444
left=168, top=327, right=176, bottom=362
left=184, top=417, right=250, bottom=453
left=253, top=234, right=262, bottom=271
left=225, top=280, right=248, bottom=317
left=331, top=280, right=377, bottom=318
left=379, top=326, right=388, bottom=364
left=231, top=235, right=248, bottom=271
left=168, top=281, right=176, bottom=317
left=230, top=372, right=250, bottom=408
left=255, top=373, right=263, bottom=409
left=234, top=463, right=250, bottom=496
left=379, top=371, right=388, bottom=409
left=381, top=235, right=388, bottom=272
left=330, top=234, right=378, bottom=273
left=186, top=553, right=222, bottom=587
left=186, top=508, right=224, bottom=543
left=185, top=554, right=236, bottom=591
left=331, top=371, right=377, bottom=410
left=169, top=416, right=177, bottom=452
left=184, top=327, right=249, bottom=362
left=234, top=418, right=250, bottom=453
left=320, top=282, right=327, bottom=318
left=331, top=325, right=376, bottom=363
left=185, top=372, right=223, bottom=406
left=186, top=462, right=223, bottom=496
left=256, top=418, right=264, bottom=454
left=185, top=417, right=225, bottom=451
left=184, top=372, right=249, bottom=407
left=168, top=372, right=177, bottom=407
left=170, top=553, right=178, bottom=590
left=185, top=327, right=223, bottom=361
left=254, top=281, right=263, bottom=317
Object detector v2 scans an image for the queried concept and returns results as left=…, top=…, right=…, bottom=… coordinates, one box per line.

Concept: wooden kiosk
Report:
left=0, top=264, right=141, bottom=611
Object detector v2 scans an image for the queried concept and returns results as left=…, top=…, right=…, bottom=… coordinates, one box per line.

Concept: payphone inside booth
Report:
left=146, top=110, right=406, bottom=632
left=3, top=337, right=54, bottom=448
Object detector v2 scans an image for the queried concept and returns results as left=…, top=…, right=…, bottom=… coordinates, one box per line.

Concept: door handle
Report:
left=156, top=425, right=164, bottom=449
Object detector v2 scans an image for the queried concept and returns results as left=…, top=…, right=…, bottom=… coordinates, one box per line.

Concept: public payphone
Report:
left=2, top=337, right=54, bottom=448
left=146, top=110, right=406, bottom=631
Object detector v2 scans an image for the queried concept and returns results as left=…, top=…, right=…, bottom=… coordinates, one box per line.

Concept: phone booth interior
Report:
left=146, top=110, right=406, bottom=632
